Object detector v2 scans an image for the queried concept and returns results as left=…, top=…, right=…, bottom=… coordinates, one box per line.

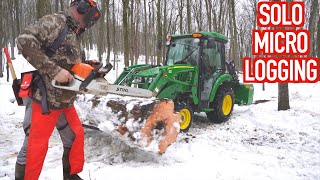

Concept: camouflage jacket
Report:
left=17, top=12, right=82, bottom=109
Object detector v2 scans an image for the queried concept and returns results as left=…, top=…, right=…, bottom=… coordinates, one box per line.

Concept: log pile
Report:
left=78, top=95, right=181, bottom=154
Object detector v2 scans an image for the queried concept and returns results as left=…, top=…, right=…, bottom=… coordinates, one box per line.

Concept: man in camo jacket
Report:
left=15, top=0, right=100, bottom=179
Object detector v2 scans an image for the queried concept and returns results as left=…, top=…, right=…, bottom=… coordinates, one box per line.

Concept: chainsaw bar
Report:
left=52, top=75, right=153, bottom=98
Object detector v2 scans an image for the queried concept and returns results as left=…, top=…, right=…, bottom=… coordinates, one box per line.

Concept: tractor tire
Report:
left=175, top=102, right=193, bottom=132
left=206, top=86, right=234, bottom=124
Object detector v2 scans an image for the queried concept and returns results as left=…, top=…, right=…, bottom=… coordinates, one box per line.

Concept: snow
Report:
left=0, top=51, right=320, bottom=180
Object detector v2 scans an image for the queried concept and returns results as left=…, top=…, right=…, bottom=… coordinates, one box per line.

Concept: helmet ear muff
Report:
left=77, top=1, right=90, bottom=14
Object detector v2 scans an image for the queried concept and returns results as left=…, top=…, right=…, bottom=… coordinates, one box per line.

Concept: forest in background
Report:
left=0, top=0, right=319, bottom=76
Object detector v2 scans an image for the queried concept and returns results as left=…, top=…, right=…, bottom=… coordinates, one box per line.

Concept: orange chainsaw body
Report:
left=71, top=63, right=94, bottom=79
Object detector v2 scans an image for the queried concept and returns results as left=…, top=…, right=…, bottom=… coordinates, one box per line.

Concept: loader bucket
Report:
left=234, top=83, right=254, bottom=105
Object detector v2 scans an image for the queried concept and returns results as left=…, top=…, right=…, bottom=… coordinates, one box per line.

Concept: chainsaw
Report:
left=52, top=62, right=153, bottom=98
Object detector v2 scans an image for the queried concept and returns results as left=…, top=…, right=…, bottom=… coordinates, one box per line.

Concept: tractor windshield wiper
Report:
left=175, top=47, right=198, bottom=64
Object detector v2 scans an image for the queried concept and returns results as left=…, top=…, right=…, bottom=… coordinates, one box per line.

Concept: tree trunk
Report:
left=0, top=53, right=3, bottom=77
left=106, top=0, right=111, bottom=64
left=186, top=0, right=191, bottom=33
left=55, top=0, right=59, bottom=12
left=217, top=0, right=224, bottom=33
left=112, top=0, right=117, bottom=70
left=8, top=0, right=15, bottom=60
left=212, top=2, right=217, bottom=31
left=0, top=0, right=3, bottom=77
left=308, top=0, right=319, bottom=57
left=198, top=0, right=202, bottom=31
left=316, top=14, right=320, bottom=81
left=14, top=0, right=20, bottom=35
left=228, top=1, right=232, bottom=61
left=156, top=0, right=162, bottom=65
left=149, top=1, right=154, bottom=64
left=134, top=1, right=140, bottom=64
left=60, top=0, right=64, bottom=11
left=275, top=0, right=290, bottom=111
left=317, top=14, right=320, bottom=60
left=81, top=97, right=180, bottom=154
left=97, top=0, right=106, bottom=62
left=36, top=0, right=52, bottom=19
left=144, top=0, right=148, bottom=64
left=129, top=0, right=135, bottom=65
left=162, top=0, right=167, bottom=62
left=230, top=0, right=239, bottom=67
left=179, top=0, right=183, bottom=34
left=122, top=0, right=130, bottom=67
left=278, top=84, right=290, bottom=110
left=6, top=1, right=9, bottom=82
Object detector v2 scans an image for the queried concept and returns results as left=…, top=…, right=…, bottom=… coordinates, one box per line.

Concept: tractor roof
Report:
left=170, top=32, right=228, bottom=42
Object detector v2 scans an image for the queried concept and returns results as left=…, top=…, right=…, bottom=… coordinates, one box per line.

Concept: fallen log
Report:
left=77, top=94, right=181, bottom=154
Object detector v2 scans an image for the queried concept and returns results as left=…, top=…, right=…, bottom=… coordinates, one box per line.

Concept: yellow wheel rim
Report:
left=222, top=95, right=233, bottom=116
left=180, top=109, right=191, bottom=130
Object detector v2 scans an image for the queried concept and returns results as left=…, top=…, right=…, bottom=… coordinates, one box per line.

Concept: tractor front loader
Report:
left=115, top=32, right=254, bottom=132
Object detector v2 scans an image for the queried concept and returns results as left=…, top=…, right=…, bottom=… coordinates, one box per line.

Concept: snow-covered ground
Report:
left=0, top=52, right=319, bottom=180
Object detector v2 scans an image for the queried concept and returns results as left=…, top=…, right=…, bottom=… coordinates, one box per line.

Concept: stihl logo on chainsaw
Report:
left=116, top=87, right=129, bottom=92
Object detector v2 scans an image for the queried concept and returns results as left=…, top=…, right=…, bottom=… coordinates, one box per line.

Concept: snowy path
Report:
left=1, top=80, right=319, bottom=180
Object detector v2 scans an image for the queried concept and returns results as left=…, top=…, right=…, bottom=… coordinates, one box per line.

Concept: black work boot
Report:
left=62, top=147, right=83, bottom=180
left=15, top=162, right=25, bottom=180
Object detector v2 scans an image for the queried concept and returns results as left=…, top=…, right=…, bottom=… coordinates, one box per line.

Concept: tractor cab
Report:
left=166, top=32, right=229, bottom=109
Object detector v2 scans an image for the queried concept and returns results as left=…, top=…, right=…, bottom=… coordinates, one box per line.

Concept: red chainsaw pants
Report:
left=25, top=102, right=84, bottom=180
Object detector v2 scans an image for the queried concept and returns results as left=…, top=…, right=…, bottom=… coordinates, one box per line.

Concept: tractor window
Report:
left=166, top=38, right=200, bottom=66
left=203, top=39, right=225, bottom=71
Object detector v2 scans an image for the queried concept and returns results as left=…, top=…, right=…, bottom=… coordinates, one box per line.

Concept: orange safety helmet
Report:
left=70, top=0, right=101, bottom=29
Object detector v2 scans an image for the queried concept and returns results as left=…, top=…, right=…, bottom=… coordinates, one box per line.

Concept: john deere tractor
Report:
left=115, top=32, right=254, bottom=132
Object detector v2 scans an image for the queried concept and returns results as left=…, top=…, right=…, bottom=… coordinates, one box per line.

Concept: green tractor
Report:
left=114, top=32, right=254, bottom=132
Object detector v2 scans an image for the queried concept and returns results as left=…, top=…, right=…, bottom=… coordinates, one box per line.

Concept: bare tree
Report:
left=97, top=0, right=106, bottom=62
left=317, top=14, right=320, bottom=59
left=277, top=0, right=290, bottom=111
left=156, top=0, right=162, bottom=64
left=36, top=0, right=52, bottom=19
left=106, top=0, right=111, bottom=64
left=186, top=0, right=191, bottom=33
left=60, top=0, right=64, bottom=11
left=0, top=0, right=3, bottom=77
left=8, top=0, right=16, bottom=59
left=308, top=0, right=319, bottom=57
left=228, top=0, right=240, bottom=68
left=143, top=0, right=148, bottom=64
left=205, top=0, right=212, bottom=32
left=15, top=0, right=21, bottom=35
left=122, top=0, right=130, bottom=66
left=55, top=0, right=59, bottom=12
left=178, top=0, right=184, bottom=34
left=162, top=0, right=168, bottom=61
left=112, top=0, right=117, bottom=69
